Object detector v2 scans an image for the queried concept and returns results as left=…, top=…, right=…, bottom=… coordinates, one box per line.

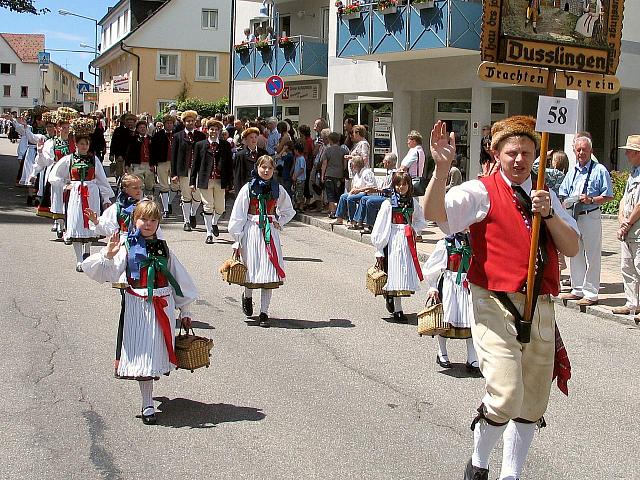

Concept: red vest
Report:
left=467, top=173, right=560, bottom=295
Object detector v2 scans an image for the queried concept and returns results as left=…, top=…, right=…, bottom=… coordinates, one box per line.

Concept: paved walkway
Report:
left=296, top=208, right=640, bottom=327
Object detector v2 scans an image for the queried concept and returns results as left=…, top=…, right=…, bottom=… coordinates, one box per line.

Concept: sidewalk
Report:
left=295, top=208, right=640, bottom=328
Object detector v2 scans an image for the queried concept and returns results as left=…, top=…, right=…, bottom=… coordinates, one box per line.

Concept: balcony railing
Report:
left=234, top=35, right=328, bottom=81
left=336, top=0, right=482, bottom=59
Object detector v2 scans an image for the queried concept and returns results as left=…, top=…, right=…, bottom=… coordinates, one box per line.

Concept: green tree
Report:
left=0, top=0, right=49, bottom=14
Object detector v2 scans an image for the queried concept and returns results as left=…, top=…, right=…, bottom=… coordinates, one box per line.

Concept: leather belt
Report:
left=578, top=207, right=600, bottom=216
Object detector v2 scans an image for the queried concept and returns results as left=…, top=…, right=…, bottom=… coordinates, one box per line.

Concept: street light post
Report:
left=58, top=9, right=98, bottom=98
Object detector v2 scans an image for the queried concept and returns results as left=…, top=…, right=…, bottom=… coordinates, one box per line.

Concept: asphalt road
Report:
left=0, top=137, right=638, bottom=479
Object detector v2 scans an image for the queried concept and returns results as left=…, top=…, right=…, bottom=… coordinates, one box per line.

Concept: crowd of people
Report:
left=5, top=103, right=640, bottom=479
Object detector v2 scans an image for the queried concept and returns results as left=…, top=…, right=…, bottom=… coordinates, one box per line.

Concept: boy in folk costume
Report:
left=110, top=113, right=137, bottom=181
left=228, top=156, right=296, bottom=327
left=423, top=232, right=480, bottom=374
left=234, top=127, right=269, bottom=193
left=126, top=120, right=155, bottom=197
left=172, top=110, right=207, bottom=231
left=423, top=118, right=579, bottom=480
left=371, top=171, right=428, bottom=323
left=82, top=200, right=197, bottom=425
left=49, top=117, right=113, bottom=272
left=190, top=119, right=234, bottom=244
left=151, top=114, right=178, bottom=218
left=37, top=107, right=78, bottom=238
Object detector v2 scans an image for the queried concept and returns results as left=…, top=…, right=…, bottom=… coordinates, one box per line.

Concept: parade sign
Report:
left=481, top=0, right=624, bottom=75
left=535, top=96, right=578, bottom=135
left=478, top=61, right=549, bottom=88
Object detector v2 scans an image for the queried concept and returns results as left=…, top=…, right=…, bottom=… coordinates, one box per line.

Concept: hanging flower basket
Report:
left=342, top=11, right=362, bottom=20
left=338, top=0, right=362, bottom=20
left=378, top=0, right=398, bottom=14
left=412, top=0, right=435, bottom=9
left=234, top=43, right=250, bottom=52
left=279, top=36, right=294, bottom=47
left=255, top=41, right=271, bottom=51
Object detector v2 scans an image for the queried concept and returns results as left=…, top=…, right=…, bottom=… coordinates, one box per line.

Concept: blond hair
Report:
left=407, top=130, right=423, bottom=145
left=133, top=198, right=162, bottom=223
left=257, top=155, right=276, bottom=169
left=120, top=173, right=142, bottom=191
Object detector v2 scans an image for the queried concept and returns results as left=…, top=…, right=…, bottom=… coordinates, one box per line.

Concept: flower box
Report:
left=342, top=11, right=362, bottom=20
left=412, top=0, right=435, bottom=9
left=279, top=37, right=294, bottom=47
left=234, top=43, right=250, bottom=52
left=379, top=6, right=397, bottom=14
left=255, top=41, right=271, bottom=50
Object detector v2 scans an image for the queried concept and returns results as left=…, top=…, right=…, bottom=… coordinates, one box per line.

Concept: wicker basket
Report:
left=366, top=266, right=388, bottom=296
left=175, top=328, right=214, bottom=372
left=417, top=302, right=448, bottom=336
left=220, top=257, right=248, bottom=286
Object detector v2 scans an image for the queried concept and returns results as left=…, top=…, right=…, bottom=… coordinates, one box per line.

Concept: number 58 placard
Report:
left=535, top=96, right=579, bottom=135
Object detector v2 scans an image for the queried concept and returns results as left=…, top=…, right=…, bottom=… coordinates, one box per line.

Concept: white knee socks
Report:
left=437, top=335, right=449, bottom=361
left=191, top=201, right=201, bottom=217
left=73, top=243, right=83, bottom=263
left=261, top=289, right=272, bottom=314
left=393, top=297, right=403, bottom=313
left=500, top=421, right=536, bottom=480
left=244, top=287, right=253, bottom=298
left=204, top=214, right=213, bottom=236
left=466, top=338, right=478, bottom=366
left=212, top=212, right=220, bottom=225
left=160, top=192, right=169, bottom=212
left=181, top=202, right=191, bottom=223
left=83, top=242, right=90, bottom=257
left=473, top=421, right=507, bottom=469
left=138, top=380, right=154, bottom=415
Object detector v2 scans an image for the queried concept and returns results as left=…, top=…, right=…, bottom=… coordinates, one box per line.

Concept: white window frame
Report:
left=195, top=54, right=219, bottom=82
left=156, top=51, right=181, bottom=80
left=201, top=9, right=218, bottom=30
left=157, top=98, right=175, bottom=115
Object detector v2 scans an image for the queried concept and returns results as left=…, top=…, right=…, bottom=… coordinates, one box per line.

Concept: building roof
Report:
left=0, top=33, right=45, bottom=63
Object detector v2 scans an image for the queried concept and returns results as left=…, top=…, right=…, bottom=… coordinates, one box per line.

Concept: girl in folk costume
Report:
left=371, top=171, right=428, bottom=323
left=36, top=107, right=78, bottom=237
left=228, top=155, right=296, bottom=327
left=82, top=200, right=198, bottom=425
left=31, top=111, right=57, bottom=217
left=423, top=232, right=480, bottom=374
left=49, top=117, right=113, bottom=272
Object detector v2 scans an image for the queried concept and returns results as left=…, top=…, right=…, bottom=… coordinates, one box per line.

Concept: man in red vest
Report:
left=422, top=116, right=579, bottom=480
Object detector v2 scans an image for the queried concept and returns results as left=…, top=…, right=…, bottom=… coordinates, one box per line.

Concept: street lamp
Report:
left=58, top=9, right=99, bottom=97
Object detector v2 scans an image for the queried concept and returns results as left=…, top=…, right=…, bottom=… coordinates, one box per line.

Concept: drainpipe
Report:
left=120, top=41, right=140, bottom=113
left=229, top=0, right=237, bottom=114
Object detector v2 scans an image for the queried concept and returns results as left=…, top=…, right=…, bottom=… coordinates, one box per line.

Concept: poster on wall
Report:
left=481, top=0, right=624, bottom=75
left=112, top=74, right=130, bottom=93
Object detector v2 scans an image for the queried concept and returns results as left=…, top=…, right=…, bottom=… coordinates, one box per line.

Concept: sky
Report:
left=0, top=0, right=114, bottom=80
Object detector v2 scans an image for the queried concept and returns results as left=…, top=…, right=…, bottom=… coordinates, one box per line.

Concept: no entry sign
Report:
left=265, top=75, right=285, bottom=97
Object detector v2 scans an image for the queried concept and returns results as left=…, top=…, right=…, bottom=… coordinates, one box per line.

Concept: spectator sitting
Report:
left=332, top=155, right=376, bottom=227
left=292, top=142, right=307, bottom=210
left=320, top=131, right=347, bottom=219
left=352, top=152, right=397, bottom=233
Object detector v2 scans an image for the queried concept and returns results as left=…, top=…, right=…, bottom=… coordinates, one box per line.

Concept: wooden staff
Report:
left=523, top=68, right=556, bottom=328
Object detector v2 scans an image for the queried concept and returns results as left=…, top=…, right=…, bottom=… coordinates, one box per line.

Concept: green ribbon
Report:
left=258, top=193, right=272, bottom=245
left=71, top=158, right=90, bottom=182
left=140, top=254, right=184, bottom=302
left=451, top=245, right=472, bottom=285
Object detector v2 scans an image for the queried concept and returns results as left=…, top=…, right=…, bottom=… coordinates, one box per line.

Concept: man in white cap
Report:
left=614, top=135, right=640, bottom=320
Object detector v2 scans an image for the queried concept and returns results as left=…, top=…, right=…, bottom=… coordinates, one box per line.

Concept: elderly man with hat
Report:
left=614, top=135, right=640, bottom=320
left=234, top=127, right=269, bottom=193
left=171, top=110, right=206, bottom=231
left=423, top=116, right=579, bottom=480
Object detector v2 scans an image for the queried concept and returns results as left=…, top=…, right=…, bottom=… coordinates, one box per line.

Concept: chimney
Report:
left=80, top=72, right=84, bottom=80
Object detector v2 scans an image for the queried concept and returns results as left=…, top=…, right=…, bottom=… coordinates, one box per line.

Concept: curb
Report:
left=294, top=212, right=640, bottom=329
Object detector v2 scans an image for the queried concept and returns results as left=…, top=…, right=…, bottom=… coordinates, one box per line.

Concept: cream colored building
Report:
left=42, top=62, right=86, bottom=109
left=92, top=0, right=232, bottom=122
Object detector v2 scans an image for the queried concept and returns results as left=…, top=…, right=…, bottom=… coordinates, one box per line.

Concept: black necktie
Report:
left=512, top=185, right=532, bottom=222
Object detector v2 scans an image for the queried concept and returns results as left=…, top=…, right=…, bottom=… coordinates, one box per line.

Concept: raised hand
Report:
left=105, top=233, right=121, bottom=259
left=84, top=208, right=98, bottom=225
left=430, top=121, right=456, bottom=167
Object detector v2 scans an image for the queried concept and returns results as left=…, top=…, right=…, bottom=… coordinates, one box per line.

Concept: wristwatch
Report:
left=542, top=207, right=555, bottom=220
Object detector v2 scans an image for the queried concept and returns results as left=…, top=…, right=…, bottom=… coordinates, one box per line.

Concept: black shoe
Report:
left=212, top=224, right=219, bottom=237
left=141, top=408, right=157, bottom=425
left=385, top=295, right=395, bottom=314
left=189, top=215, right=197, bottom=228
left=259, top=312, right=270, bottom=328
left=183, top=222, right=192, bottom=232
left=533, top=25, right=538, bottom=33
left=82, top=252, right=90, bottom=261
left=393, top=311, right=408, bottom=323
left=436, top=355, right=453, bottom=369
left=75, top=262, right=83, bottom=273
left=205, top=235, right=214, bottom=244
left=242, top=293, right=253, bottom=317
left=56, top=230, right=64, bottom=239
left=163, top=210, right=169, bottom=219
left=64, top=238, right=72, bottom=245
left=464, top=458, right=488, bottom=480
left=466, top=362, right=482, bottom=376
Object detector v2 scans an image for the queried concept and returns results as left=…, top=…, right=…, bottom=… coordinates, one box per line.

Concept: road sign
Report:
left=83, top=92, right=98, bottom=103
left=265, top=75, right=285, bottom=97
left=37, top=51, right=50, bottom=66
left=535, top=96, right=579, bottom=135
left=78, top=82, right=91, bottom=94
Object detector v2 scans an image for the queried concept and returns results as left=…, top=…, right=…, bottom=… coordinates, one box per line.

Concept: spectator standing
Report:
left=398, top=130, right=426, bottom=178
left=280, top=141, right=295, bottom=197
left=291, top=142, right=307, bottom=210
left=320, top=131, right=347, bottom=218
left=266, top=117, right=280, bottom=155
left=559, top=135, right=613, bottom=306
left=479, top=136, right=496, bottom=177
left=91, top=116, right=106, bottom=163
left=614, top=135, right=640, bottom=317
left=446, top=158, right=463, bottom=192
left=344, top=117, right=355, bottom=150
left=151, top=114, right=177, bottom=218
left=110, top=113, right=136, bottom=180
left=275, top=121, right=291, bottom=157
left=346, top=125, right=371, bottom=180
left=298, top=124, right=314, bottom=201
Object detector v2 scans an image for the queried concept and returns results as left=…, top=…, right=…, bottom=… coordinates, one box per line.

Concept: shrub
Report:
left=601, top=170, right=628, bottom=215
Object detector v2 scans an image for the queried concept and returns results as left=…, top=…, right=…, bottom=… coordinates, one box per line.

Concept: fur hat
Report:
left=490, top=115, right=541, bottom=151
left=181, top=110, right=198, bottom=121
left=71, top=117, right=96, bottom=138
left=242, top=127, right=260, bottom=139
left=206, top=119, right=224, bottom=130
left=56, top=106, right=78, bottom=124
left=42, top=111, right=55, bottom=125
left=162, top=114, right=177, bottom=124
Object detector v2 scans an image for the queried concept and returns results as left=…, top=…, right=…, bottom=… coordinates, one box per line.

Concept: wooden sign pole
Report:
left=523, top=68, right=556, bottom=329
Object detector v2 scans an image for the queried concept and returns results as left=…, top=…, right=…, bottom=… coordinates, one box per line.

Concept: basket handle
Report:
left=178, top=323, right=195, bottom=336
